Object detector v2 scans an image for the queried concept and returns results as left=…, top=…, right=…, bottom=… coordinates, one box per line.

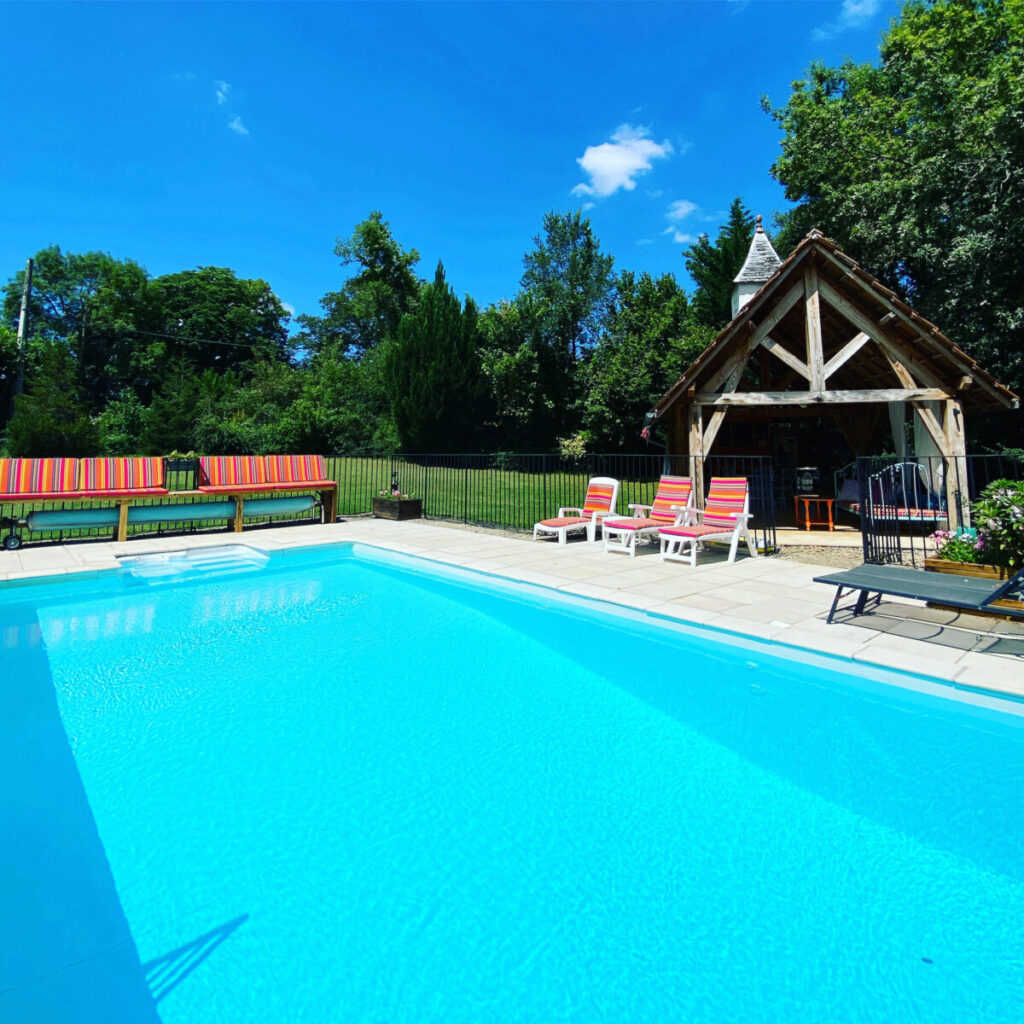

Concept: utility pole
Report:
left=11, top=257, right=33, bottom=418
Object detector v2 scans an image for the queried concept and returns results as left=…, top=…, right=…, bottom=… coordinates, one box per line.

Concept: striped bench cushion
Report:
left=199, top=456, right=267, bottom=488
left=701, top=477, right=748, bottom=528
left=649, top=476, right=692, bottom=523
left=79, top=457, right=166, bottom=494
left=538, top=516, right=588, bottom=528
left=0, top=458, right=81, bottom=498
left=262, top=455, right=332, bottom=485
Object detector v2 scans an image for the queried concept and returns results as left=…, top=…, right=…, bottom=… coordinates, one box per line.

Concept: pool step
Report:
left=118, top=545, right=270, bottom=585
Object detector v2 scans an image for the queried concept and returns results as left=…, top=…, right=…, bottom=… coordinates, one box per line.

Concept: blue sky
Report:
left=2, top=1, right=899, bottom=324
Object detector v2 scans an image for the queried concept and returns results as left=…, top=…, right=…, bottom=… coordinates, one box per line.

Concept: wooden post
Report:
left=233, top=496, right=245, bottom=533
left=944, top=399, right=969, bottom=530
left=804, top=265, right=825, bottom=391
left=116, top=499, right=130, bottom=542
left=689, top=405, right=705, bottom=508
left=321, top=486, right=337, bottom=524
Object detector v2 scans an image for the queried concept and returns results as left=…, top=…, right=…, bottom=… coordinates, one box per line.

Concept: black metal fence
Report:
left=325, top=452, right=777, bottom=554
left=2, top=452, right=777, bottom=554
left=843, top=453, right=1024, bottom=566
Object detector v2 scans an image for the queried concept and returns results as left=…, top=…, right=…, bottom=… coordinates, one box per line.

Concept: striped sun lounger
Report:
left=533, top=477, right=620, bottom=545
left=603, top=476, right=694, bottom=557
left=659, top=477, right=757, bottom=566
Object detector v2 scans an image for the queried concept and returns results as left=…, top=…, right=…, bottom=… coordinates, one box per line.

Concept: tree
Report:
left=517, top=210, right=615, bottom=442
left=140, top=357, right=201, bottom=454
left=764, top=0, right=1024, bottom=436
left=98, top=389, right=146, bottom=455
left=149, top=267, right=291, bottom=378
left=521, top=210, right=615, bottom=362
left=684, top=199, right=756, bottom=329
left=584, top=272, right=705, bottom=452
left=385, top=263, right=487, bottom=452
left=1, top=246, right=154, bottom=407
left=5, top=343, right=101, bottom=456
left=298, top=211, right=421, bottom=359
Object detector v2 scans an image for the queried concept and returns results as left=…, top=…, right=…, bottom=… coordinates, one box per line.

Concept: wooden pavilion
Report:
left=650, top=222, right=1018, bottom=528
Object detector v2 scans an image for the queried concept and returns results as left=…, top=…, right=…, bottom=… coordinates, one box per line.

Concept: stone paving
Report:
left=2, top=517, right=1021, bottom=701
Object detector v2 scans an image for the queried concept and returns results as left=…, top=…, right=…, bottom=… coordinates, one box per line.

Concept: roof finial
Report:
left=755, top=213, right=763, bottom=232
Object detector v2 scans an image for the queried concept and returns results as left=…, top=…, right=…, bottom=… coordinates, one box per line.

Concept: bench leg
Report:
left=117, top=500, right=130, bottom=543
left=233, top=497, right=245, bottom=533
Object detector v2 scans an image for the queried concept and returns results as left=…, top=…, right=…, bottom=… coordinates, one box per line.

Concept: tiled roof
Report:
left=733, top=215, right=782, bottom=284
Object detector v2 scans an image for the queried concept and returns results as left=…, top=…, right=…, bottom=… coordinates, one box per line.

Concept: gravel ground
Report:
left=777, top=544, right=864, bottom=569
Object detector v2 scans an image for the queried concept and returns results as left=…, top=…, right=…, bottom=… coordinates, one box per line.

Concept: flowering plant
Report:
left=928, top=528, right=987, bottom=564
left=971, top=479, right=1024, bottom=570
left=377, top=472, right=414, bottom=501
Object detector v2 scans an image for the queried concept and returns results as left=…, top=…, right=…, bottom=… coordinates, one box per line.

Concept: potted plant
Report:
left=925, top=479, right=1024, bottom=607
left=371, top=473, right=423, bottom=520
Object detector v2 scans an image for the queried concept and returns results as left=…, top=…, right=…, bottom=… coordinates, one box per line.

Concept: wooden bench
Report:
left=0, top=456, right=338, bottom=549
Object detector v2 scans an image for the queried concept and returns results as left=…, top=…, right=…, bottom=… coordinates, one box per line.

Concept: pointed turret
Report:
left=730, top=215, right=782, bottom=318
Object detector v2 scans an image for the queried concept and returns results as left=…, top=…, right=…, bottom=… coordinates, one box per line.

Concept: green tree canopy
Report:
left=684, top=198, right=756, bottom=329
left=765, top=0, right=1024, bottom=426
left=584, top=272, right=706, bottom=452
left=1, top=246, right=155, bottom=407
left=385, top=263, right=487, bottom=453
left=6, top=342, right=101, bottom=456
left=299, top=211, right=421, bottom=359
left=149, top=267, right=291, bottom=378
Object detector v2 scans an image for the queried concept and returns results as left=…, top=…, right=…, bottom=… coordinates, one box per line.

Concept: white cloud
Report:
left=580, top=201, right=596, bottom=211
left=667, top=199, right=698, bottom=221
left=281, top=301, right=296, bottom=316
left=228, top=116, right=249, bottom=136
left=215, top=80, right=231, bottom=105
left=572, top=124, right=673, bottom=198
left=813, top=0, right=881, bottom=40
left=663, top=226, right=696, bottom=245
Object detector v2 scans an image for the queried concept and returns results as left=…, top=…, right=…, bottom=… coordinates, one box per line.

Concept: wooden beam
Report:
left=944, top=399, right=969, bottom=530
left=822, top=331, right=870, bottom=379
left=759, top=335, right=812, bottom=381
left=817, top=278, right=946, bottom=389
left=749, top=280, right=806, bottom=347
left=688, top=405, right=704, bottom=508
left=695, top=388, right=952, bottom=407
left=815, top=246, right=1012, bottom=407
left=702, top=408, right=728, bottom=455
left=912, top=403, right=952, bottom=458
left=804, top=266, right=825, bottom=390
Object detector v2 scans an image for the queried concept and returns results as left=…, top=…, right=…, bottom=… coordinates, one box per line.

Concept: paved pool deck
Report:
left=2, top=518, right=1021, bottom=701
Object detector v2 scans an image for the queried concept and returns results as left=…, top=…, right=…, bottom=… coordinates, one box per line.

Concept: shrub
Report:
left=971, top=480, right=1024, bottom=570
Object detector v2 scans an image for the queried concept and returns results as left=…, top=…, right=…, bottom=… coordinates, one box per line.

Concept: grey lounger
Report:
left=814, top=564, right=1024, bottom=623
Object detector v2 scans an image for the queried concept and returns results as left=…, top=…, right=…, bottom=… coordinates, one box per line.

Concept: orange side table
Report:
left=794, top=494, right=835, bottom=531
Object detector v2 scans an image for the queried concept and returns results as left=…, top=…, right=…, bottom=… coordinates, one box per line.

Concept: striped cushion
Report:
left=606, top=517, right=660, bottom=532
left=79, top=457, right=165, bottom=492
left=0, top=458, right=79, bottom=495
left=582, top=482, right=615, bottom=515
left=539, top=516, right=588, bottom=528
left=262, top=455, right=329, bottom=485
left=199, top=456, right=267, bottom=488
left=701, top=477, right=748, bottom=529
left=649, top=476, right=692, bottom=523
left=659, top=523, right=727, bottom=539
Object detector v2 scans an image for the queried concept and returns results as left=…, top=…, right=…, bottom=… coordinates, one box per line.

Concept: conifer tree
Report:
left=385, top=263, right=487, bottom=453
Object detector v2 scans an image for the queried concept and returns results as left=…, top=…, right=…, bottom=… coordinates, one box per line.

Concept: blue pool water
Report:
left=3, top=542, right=1024, bottom=1023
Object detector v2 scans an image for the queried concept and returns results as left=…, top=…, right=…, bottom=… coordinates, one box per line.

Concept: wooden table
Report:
left=794, top=494, right=835, bottom=532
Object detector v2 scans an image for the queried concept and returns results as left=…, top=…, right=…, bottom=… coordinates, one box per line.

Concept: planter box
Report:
left=924, top=557, right=1024, bottom=611
left=372, top=497, right=423, bottom=521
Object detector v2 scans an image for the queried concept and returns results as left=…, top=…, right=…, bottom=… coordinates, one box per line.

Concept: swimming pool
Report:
left=3, top=541, right=1024, bottom=1022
